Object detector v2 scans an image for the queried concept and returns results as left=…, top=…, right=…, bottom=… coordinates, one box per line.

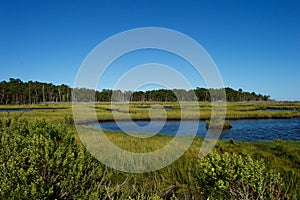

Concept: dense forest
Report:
left=0, top=78, right=270, bottom=104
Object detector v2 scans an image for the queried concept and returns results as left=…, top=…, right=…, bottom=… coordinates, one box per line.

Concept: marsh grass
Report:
left=79, top=126, right=174, bottom=153
left=1, top=101, right=300, bottom=123
left=206, top=119, right=232, bottom=129
left=73, top=125, right=299, bottom=197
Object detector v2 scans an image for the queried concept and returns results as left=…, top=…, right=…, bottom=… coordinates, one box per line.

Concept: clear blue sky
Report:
left=0, top=0, right=299, bottom=100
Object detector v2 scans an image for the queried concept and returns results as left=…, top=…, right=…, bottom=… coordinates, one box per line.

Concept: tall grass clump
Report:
left=206, top=119, right=232, bottom=129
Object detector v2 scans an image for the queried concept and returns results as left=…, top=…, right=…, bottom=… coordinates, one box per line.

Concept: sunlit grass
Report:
left=1, top=101, right=300, bottom=123
left=73, top=125, right=300, bottom=197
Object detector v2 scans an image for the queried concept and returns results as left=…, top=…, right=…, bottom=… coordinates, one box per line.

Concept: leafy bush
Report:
left=195, top=151, right=285, bottom=199
left=0, top=118, right=109, bottom=199
left=64, top=115, right=74, bottom=125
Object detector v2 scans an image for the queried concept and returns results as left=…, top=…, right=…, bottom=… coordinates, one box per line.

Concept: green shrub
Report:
left=64, top=115, right=74, bottom=125
left=0, top=118, right=109, bottom=199
left=195, top=151, right=284, bottom=199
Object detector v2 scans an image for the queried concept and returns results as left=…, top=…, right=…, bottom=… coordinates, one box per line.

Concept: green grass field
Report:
left=1, top=101, right=300, bottom=122
left=0, top=101, right=299, bottom=199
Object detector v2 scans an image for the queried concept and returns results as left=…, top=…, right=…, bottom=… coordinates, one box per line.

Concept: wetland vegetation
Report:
left=1, top=101, right=300, bottom=122
left=0, top=118, right=299, bottom=199
left=0, top=79, right=299, bottom=199
left=0, top=101, right=299, bottom=199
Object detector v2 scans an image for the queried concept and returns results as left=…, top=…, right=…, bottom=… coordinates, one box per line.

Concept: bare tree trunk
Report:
left=67, top=89, right=69, bottom=102
left=58, top=87, right=62, bottom=102
left=42, top=85, right=45, bottom=103
left=35, top=87, right=38, bottom=104
left=28, top=85, right=31, bottom=104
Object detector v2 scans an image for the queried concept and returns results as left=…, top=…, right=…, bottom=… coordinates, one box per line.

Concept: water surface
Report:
left=0, top=108, right=34, bottom=112
left=90, top=118, right=300, bottom=141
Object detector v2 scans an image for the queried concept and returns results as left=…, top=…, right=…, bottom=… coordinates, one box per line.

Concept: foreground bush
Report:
left=0, top=118, right=110, bottom=199
left=195, top=152, right=285, bottom=199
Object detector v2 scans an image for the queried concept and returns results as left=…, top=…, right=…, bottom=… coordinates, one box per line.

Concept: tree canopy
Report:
left=0, top=78, right=270, bottom=104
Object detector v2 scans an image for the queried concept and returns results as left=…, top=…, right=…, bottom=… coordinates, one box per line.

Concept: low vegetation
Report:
left=0, top=101, right=299, bottom=199
left=1, top=101, right=300, bottom=123
left=0, top=118, right=299, bottom=199
left=205, top=119, right=232, bottom=129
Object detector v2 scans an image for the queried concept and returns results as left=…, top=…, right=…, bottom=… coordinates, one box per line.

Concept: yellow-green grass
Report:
left=75, top=126, right=299, bottom=173
left=0, top=103, right=72, bottom=122
left=1, top=101, right=300, bottom=123
left=206, top=119, right=232, bottom=129
left=72, top=125, right=300, bottom=196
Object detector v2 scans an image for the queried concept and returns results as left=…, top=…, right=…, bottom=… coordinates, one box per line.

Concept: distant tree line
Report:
left=0, top=78, right=270, bottom=104
left=0, top=78, right=71, bottom=104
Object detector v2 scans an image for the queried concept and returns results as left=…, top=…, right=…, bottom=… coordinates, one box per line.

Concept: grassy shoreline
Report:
left=75, top=126, right=300, bottom=198
left=1, top=101, right=300, bottom=123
